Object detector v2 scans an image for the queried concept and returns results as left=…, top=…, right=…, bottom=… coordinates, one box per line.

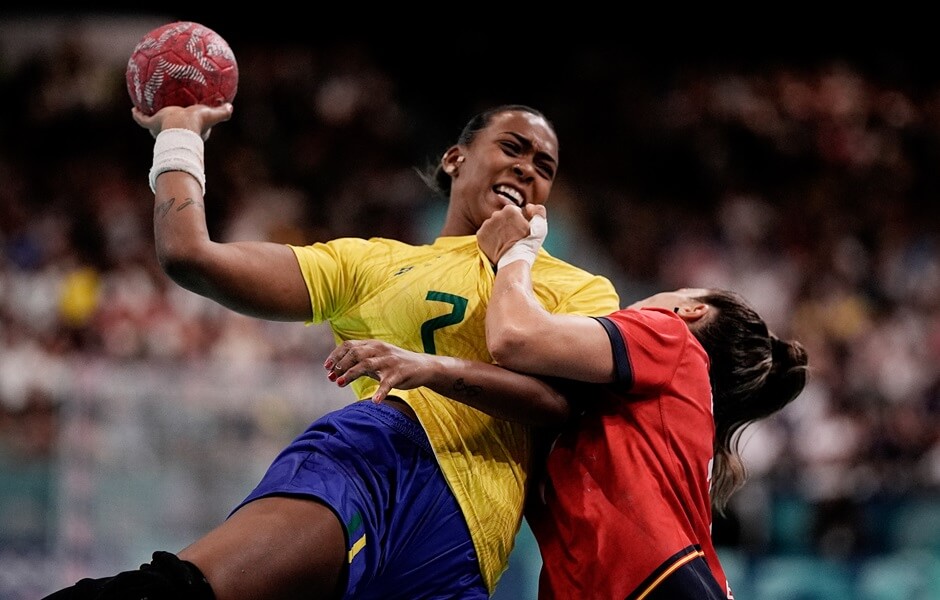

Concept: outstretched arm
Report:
left=325, top=340, right=572, bottom=426
left=133, top=104, right=312, bottom=321
left=478, top=205, right=616, bottom=383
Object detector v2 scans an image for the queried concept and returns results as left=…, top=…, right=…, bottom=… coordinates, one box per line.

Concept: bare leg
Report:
left=179, top=496, right=347, bottom=600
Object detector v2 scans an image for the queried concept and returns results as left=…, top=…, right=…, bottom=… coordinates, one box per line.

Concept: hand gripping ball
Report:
left=126, top=21, right=238, bottom=116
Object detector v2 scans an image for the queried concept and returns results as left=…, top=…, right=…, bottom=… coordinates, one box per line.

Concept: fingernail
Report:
left=336, top=377, right=346, bottom=386
left=324, top=359, right=333, bottom=369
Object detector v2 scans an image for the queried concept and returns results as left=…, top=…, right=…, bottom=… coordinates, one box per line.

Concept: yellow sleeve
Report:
left=288, top=238, right=376, bottom=324
left=531, top=254, right=621, bottom=317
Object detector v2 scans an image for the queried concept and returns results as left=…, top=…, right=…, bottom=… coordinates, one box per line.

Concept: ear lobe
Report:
left=442, top=147, right=463, bottom=176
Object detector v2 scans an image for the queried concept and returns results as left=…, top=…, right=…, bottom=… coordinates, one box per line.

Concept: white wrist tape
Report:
left=497, top=215, right=547, bottom=270
left=149, top=128, right=206, bottom=195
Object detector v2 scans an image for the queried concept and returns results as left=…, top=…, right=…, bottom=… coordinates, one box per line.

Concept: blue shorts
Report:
left=231, top=400, right=487, bottom=600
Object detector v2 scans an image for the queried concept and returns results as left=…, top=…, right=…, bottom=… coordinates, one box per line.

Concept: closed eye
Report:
left=536, top=161, right=555, bottom=180
left=500, top=140, right=522, bottom=156
left=500, top=134, right=557, bottom=180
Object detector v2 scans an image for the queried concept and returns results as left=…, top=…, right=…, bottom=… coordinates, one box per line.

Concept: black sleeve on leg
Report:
left=41, top=551, right=215, bottom=600
left=41, top=577, right=112, bottom=600
left=141, top=551, right=215, bottom=598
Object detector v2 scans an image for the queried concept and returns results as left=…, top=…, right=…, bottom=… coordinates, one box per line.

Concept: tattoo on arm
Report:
left=156, top=196, right=204, bottom=218
left=156, top=197, right=176, bottom=217
left=452, top=378, right=482, bottom=398
left=176, top=198, right=202, bottom=211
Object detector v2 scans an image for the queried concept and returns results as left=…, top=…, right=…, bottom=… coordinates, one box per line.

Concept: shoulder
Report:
left=601, top=308, right=692, bottom=348
left=604, top=306, right=685, bottom=328
left=290, top=236, right=415, bottom=256
left=428, top=235, right=477, bottom=251
left=600, top=308, right=706, bottom=388
left=532, top=253, right=619, bottom=308
left=534, top=252, right=615, bottom=285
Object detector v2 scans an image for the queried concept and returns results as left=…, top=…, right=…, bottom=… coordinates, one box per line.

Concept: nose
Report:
left=512, top=162, right=534, bottom=180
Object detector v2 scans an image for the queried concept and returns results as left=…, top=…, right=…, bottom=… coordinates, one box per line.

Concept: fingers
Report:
left=218, top=102, right=235, bottom=120
left=193, top=103, right=233, bottom=141
left=332, top=352, right=375, bottom=385
left=372, top=381, right=393, bottom=404
left=524, top=204, right=547, bottom=220
left=131, top=107, right=148, bottom=126
left=324, top=340, right=384, bottom=387
left=324, top=340, right=365, bottom=373
left=497, top=204, right=525, bottom=218
left=324, top=341, right=410, bottom=406
left=132, top=103, right=235, bottom=138
left=132, top=107, right=161, bottom=138
left=481, top=205, right=525, bottom=233
left=326, top=356, right=359, bottom=386
left=328, top=351, right=400, bottom=404
left=503, top=204, right=531, bottom=225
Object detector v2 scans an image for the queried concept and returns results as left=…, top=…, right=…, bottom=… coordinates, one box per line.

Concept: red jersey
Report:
left=528, top=307, right=733, bottom=600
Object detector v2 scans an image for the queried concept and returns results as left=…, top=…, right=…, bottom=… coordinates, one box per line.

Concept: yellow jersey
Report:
left=290, top=234, right=619, bottom=593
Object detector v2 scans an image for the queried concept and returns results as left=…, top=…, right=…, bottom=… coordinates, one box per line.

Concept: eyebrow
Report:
left=504, top=131, right=559, bottom=167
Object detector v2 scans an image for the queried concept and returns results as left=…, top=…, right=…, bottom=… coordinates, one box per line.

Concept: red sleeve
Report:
left=595, top=307, right=690, bottom=394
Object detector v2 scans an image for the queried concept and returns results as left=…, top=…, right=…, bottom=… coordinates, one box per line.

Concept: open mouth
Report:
left=494, top=184, right=523, bottom=207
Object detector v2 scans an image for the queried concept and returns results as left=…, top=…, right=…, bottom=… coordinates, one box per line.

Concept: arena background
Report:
left=1, top=12, right=939, bottom=599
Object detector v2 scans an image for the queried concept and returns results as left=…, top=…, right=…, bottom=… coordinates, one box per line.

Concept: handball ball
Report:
left=126, top=21, right=238, bottom=116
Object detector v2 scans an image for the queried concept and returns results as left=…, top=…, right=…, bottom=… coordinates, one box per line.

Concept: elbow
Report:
left=160, top=257, right=200, bottom=290
left=487, top=323, right=533, bottom=370
left=156, top=241, right=211, bottom=292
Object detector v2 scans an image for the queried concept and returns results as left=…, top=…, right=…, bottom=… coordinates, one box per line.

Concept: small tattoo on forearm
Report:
left=156, top=197, right=176, bottom=217
left=176, top=198, right=202, bottom=211
left=453, top=378, right=482, bottom=398
left=156, top=197, right=203, bottom=218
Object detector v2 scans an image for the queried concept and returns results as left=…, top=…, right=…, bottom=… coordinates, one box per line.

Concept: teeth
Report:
left=495, top=185, right=523, bottom=206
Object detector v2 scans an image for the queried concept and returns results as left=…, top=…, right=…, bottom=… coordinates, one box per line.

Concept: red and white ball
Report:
left=126, top=21, right=238, bottom=116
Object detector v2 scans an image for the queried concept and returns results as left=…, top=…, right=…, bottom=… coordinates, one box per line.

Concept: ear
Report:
left=676, top=303, right=709, bottom=323
left=442, top=146, right=464, bottom=175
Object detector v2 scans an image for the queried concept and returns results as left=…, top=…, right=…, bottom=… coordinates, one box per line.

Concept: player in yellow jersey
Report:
left=45, top=103, right=618, bottom=600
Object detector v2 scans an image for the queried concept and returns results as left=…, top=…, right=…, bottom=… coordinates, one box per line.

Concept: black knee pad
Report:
left=42, top=551, right=215, bottom=600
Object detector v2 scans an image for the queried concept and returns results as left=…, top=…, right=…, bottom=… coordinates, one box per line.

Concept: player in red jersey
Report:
left=327, top=204, right=808, bottom=599
left=479, top=204, right=808, bottom=599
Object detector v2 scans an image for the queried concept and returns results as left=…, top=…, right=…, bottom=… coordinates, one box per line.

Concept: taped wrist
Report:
left=497, top=214, right=547, bottom=270
left=149, top=128, right=206, bottom=195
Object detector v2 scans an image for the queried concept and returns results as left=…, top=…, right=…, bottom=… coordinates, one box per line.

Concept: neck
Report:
left=438, top=211, right=476, bottom=237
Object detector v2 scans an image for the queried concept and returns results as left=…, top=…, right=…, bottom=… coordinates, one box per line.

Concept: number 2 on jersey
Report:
left=421, top=291, right=467, bottom=354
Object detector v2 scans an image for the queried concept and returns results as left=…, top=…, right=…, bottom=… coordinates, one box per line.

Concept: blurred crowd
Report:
left=1, top=18, right=939, bottom=591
